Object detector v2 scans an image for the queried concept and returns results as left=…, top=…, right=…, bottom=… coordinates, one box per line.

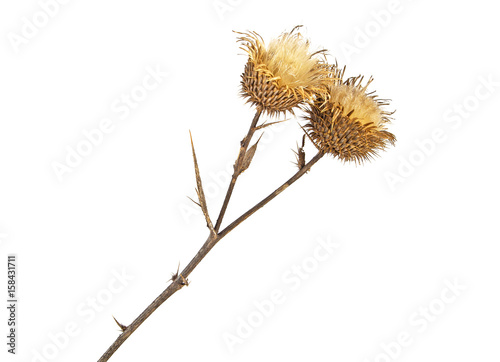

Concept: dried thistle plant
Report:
left=303, top=67, right=396, bottom=163
left=237, top=25, right=331, bottom=116
left=98, top=26, right=397, bottom=361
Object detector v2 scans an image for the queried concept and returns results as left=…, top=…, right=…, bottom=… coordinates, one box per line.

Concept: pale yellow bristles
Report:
left=328, top=83, right=382, bottom=126
left=264, top=30, right=322, bottom=89
left=304, top=73, right=395, bottom=163
left=324, top=76, right=389, bottom=129
left=236, top=27, right=331, bottom=113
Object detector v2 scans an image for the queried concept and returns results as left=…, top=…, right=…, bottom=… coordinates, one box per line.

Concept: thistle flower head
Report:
left=304, top=68, right=396, bottom=163
left=237, top=26, right=330, bottom=116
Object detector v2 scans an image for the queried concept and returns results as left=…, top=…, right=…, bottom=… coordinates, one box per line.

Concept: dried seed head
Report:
left=236, top=26, right=331, bottom=117
left=304, top=71, right=396, bottom=163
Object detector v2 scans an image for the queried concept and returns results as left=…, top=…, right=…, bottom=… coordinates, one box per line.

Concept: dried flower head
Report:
left=304, top=69, right=396, bottom=163
left=237, top=26, right=330, bottom=116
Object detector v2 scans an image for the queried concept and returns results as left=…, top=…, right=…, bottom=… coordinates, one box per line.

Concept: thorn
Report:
left=255, top=119, right=288, bottom=131
left=179, top=274, right=189, bottom=286
left=170, top=262, right=180, bottom=282
left=299, top=124, right=320, bottom=151
left=187, top=196, right=201, bottom=207
left=189, top=131, right=216, bottom=235
left=112, top=316, right=127, bottom=332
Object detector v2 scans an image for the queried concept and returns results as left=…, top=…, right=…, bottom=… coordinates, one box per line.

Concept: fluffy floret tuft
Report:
left=237, top=26, right=332, bottom=116
left=304, top=70, right=396, bottom=163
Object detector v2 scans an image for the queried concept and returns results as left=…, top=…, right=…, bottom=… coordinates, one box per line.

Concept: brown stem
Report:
left=218, top=151, right=324, bottom=238
left=97, top=151, right=324, bottom=361
left=214, top=108, right=262, bottom=232
left=97, top=234, right=217, bottom=362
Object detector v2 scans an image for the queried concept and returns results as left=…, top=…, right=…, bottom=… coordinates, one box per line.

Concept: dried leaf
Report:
left=189, top=131, right=215, bottom=235
left=292, top=135, right=306, bottom=170
left=240, top=133, right=263, bottom=174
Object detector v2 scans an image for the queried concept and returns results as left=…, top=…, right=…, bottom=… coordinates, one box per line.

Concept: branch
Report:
left=214, top=108, right=262, bottom=232
left=97, top=151, right=324, bottom=361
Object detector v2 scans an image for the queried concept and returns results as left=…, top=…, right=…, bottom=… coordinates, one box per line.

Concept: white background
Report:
left=1, top=0, right=499, bottom=361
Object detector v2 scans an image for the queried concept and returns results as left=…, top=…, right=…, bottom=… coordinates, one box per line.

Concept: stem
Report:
left=218, top=151, right=324, bottom=238
left=214, top=108, right=262, bottom=232
left=97, top=234, right=216, bottom=362
left=97, top=151, right=324, bottom=361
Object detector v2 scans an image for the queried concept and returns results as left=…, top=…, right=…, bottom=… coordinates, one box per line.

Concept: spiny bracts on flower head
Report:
left=236, top=26, right=332, bottom=117
left=304, top=69, right=396, bottom=164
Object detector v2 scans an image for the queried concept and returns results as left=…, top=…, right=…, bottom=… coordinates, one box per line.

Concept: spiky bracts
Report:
left=237, top=26, right=331, bottom=117
left=304, top=72, right=396, bottom=163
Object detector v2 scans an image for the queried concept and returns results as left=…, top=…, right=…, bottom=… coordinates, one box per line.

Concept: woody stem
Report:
left=214, top=108, right=262, bottom=232
left=97, top=151, right=323, bottom=361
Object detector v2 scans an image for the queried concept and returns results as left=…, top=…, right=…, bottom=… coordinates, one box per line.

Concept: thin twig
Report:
left=97, top=151, right=324, bottom=361
left=214, top=108, right=262, bottom=232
